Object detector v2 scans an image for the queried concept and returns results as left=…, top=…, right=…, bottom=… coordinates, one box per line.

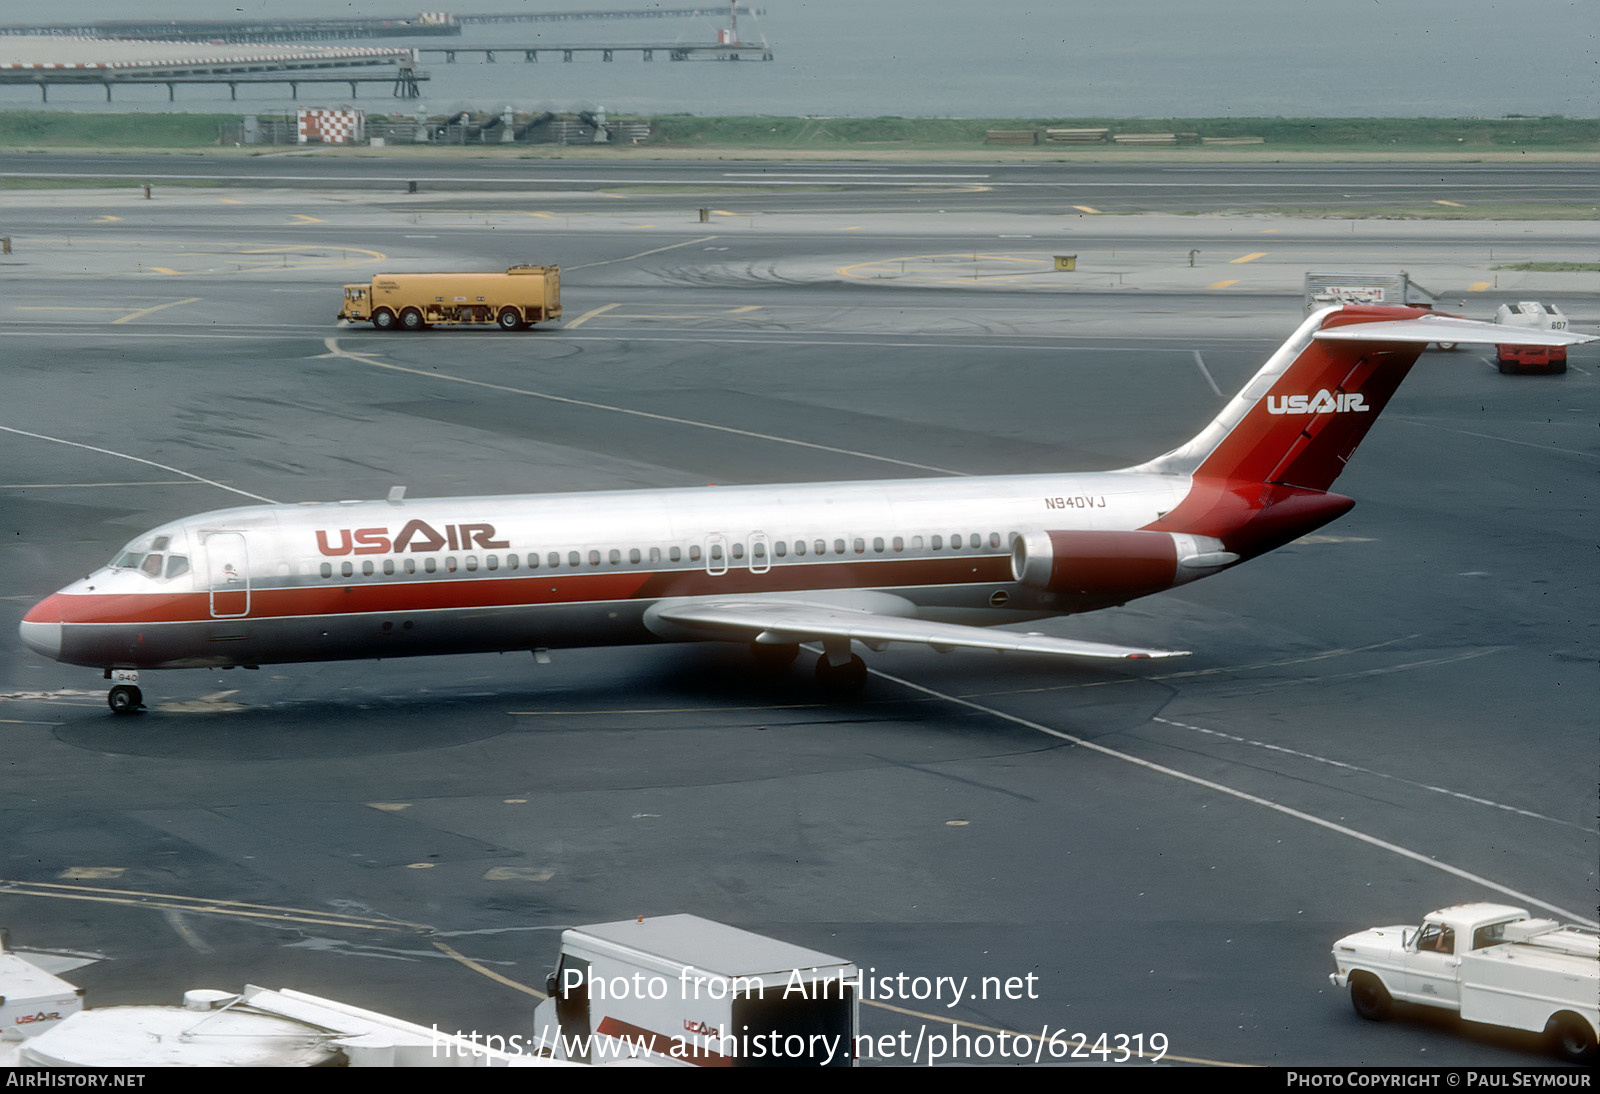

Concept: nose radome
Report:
left=18, top=619, right=62, bottom=660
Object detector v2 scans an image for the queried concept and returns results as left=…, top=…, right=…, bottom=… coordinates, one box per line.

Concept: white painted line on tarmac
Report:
left=564, top=235, right=717, bottom=272
left=871, top=668, right=1597, bottom=928
left=1191, top=350, right=1224, bottom=398
left=0, top=426, right=276, bottom=504
left=721, top=172, right=989, bottom=179
left=0, top=327, right=1277, bottom=351
left=1391, top=417, right=1600, bottom=460
left=162, top=909, right=215, bottom=954
left=0, top=481, right=203, bottom=489
left=1152, top=714, right=1597, bottom=835
left=317, top=338, right=968, bottom=477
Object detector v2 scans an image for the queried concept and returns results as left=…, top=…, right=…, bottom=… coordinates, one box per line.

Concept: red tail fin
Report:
left=1138, top=305, right=1592, bottom=553
left=1140, top=306, right=1446, bottom=553
left=1141, top=305, right=1434, bottom=493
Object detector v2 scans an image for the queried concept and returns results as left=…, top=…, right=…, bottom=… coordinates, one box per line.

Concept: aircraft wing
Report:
left=648, top=596, right=1188, bottom=661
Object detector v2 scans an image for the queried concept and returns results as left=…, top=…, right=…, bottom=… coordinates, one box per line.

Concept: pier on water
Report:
left=0, top=16, right=459, bottom=43
left=430, top=2, right=773, bottom=63
left=0, top=8, right=765, bottom=43
left=0, top=3, right=772, bottom=100
left=0, top=38, right=426, bottom=101
left=419, top=41, right=773, bottom=63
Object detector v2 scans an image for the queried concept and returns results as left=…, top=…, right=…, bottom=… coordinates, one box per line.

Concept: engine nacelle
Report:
left=1010, top=530, right=1237, bottom=599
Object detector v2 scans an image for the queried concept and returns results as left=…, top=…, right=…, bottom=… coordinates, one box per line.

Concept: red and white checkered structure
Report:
left=297, top=108, right=365, bottom=145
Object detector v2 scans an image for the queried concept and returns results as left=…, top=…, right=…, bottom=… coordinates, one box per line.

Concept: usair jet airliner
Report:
left=18, top=306, right=1590, bottom=713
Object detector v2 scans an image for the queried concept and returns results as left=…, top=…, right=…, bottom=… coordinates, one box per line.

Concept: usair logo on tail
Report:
left=1266, top=390, right=1369, bottom=415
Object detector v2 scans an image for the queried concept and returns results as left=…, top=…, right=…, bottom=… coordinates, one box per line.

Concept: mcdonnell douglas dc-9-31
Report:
left=19, top=306, right=1591, bottom=714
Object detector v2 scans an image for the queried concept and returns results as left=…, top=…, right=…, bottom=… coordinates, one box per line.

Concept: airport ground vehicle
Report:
left=337, top=265, right=561, bottom=331
left=1302, top=270, right=1459, bottom=312
left=1302, top=270, right=1464, bottom=347
left=1330, top=903, right=1599, bottom=1061
left=0, top=938, right=83, bottom=1042
left=19, top=307, right=1593, bottom=714
left=532, top=915, right=857, bottom=1066
left=1493, top=301, right=1569, bottom=373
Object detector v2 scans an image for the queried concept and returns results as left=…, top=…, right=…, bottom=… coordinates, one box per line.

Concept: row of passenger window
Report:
left=316, top=531, right=1011, bottom=580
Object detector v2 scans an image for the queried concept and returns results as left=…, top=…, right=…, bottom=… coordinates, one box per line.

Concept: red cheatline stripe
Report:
left=29, top=556, right=1015, bottom=626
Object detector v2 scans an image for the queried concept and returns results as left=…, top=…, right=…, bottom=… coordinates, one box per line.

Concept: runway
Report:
left=3, top=154, right=1598, bottom=215
left=0, top=160, right=1594, bottom=1067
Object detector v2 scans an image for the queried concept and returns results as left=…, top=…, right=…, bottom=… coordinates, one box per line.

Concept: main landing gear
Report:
left=749, top=640, right=799, bottom=670
left=815, top=653, right=867, bottom=693
left=813, top=640, right=868, bottom=694
left=748, top=639, right=869, bottom=694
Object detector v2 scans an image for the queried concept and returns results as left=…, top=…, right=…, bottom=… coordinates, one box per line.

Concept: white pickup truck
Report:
left=1330, top=903, right=1598, bottom=1061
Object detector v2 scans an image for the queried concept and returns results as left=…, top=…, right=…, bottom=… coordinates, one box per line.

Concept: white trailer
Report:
left=1302, top=269, right=1461, bottom=311
left=532, top=914, right=858, bottom=1067
left=0, top=938, right=84, bottom=1042
left=1302, top=270, right=1466, bottom=347
left=1330, top=902, right=1598, bottom=1061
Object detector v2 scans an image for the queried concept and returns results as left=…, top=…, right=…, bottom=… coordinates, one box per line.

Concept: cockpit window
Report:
left=110, top=533, right=186, bottom=580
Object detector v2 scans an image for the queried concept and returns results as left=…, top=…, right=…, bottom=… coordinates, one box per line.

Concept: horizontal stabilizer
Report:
left=651, top=597, right=1189, bottom=661
left=1314, top=314, right=1594, bottom=347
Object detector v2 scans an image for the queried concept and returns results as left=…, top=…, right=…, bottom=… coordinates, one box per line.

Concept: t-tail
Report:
left=1138, top=304, right=1592, bottom=559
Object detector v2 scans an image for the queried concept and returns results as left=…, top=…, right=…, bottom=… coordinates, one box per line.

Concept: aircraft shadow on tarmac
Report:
left=49, top=645, right=1180, bottom=762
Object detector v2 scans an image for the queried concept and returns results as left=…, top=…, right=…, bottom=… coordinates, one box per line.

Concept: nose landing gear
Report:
left=108, top=684, right=144, bottom=715
left=105, top=669, right=144, bottom=715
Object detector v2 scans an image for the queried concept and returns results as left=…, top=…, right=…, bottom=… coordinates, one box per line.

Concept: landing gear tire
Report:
left=750, top=641, right=798, bottom=670
left=1349, top=974, right=1392, bottom=1021
left=400, top=307, right=427, bottom=332
left=1435, top=342, right=1457, bottom=351
left=108, top=684, right=143, bottom=715
left=372, top=309, right=397, bottom=331
left=815, top=653, right=867, bottom=694
left=496, top=307, right=524, bottom=331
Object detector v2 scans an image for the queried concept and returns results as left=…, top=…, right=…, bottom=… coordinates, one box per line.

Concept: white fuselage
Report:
left=25, top=468, right=1192, bottom=671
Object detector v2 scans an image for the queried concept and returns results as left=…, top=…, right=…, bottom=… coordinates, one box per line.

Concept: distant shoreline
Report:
left=1, top=111, right=1596, bottom=159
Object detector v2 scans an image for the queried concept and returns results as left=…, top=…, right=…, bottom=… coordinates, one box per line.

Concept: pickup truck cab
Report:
left=1331, top=902, right=1598, bottom=1061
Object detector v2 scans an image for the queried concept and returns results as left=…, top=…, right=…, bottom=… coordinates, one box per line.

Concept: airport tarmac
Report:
left=0, top=163, right=1595, bottom=1067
